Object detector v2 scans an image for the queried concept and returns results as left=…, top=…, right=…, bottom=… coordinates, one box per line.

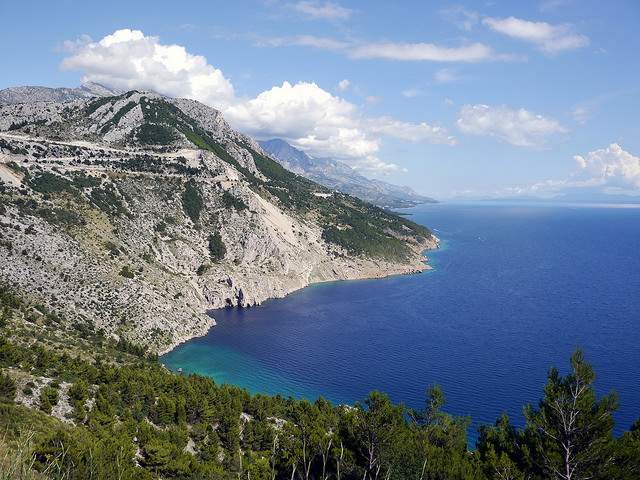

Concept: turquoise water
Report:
left=163, top=203, right=640, bottom=438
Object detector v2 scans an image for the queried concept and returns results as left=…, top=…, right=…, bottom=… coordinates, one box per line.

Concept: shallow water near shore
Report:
left=163, top=202, right=640, bottom=441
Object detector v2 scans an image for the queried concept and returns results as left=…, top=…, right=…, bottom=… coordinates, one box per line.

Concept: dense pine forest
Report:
left=0, top=284, right=638, bottom=480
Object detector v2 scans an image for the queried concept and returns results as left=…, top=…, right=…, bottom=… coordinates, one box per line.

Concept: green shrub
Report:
left=72, top=172, right=102, bottom=189
left=71, top=399, right=87, bottom=422
left=85, top=95, right=118, bottom=115
left=154, top=221, right=167, bottom=233
left=39, top=386, right=58, bottom=413
left=181, top=180, right=203, bottom=224
left=196, top=264, right=209, bottom=276
left=35, top=207, right=85, bottom=227
left=119, top=266, right=135, bottom=279
left=68, top=380, right=88, bottom=402
left=135, top=123, right=176, bottom=145
left=208, top=233, right=226, bottom=262
left=100, top=101, right=137, bottom=133
left=0, top=372, right=16, bottom=403
left=104, top=241, right=120, bottom=257
left=90, top=185, right=129, bottom=217
left=221, top=191, right=248, bottom=211
left=27, top=172, right=76, bottom=195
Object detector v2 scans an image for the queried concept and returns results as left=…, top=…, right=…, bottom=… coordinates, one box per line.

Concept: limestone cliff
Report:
left=0, top=90, right=437, bottom=352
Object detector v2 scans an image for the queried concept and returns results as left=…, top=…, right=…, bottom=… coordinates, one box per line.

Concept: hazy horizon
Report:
left=1, top=0, right=638, bottom=200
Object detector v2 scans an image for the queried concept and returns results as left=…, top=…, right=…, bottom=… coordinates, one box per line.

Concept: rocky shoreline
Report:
left=159, top=238, right=438, bottom=356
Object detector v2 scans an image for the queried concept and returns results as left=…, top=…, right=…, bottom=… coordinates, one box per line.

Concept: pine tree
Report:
left=0, top=371, right=16, bottom=403
left=524, top=349, right=617, bottom=480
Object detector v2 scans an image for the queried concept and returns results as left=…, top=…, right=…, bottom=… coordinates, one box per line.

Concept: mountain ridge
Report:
left=259, top=138, right=437, bottom=208
left=0, top=82, right=120, bottom=105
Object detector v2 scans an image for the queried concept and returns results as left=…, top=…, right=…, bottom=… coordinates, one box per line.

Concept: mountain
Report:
left=259, top=138, right=437, bottom=208
left=0, top=89, right=436, bottom=352
left=465, top=188, right=640, bottom=205
left=552, top=187, right=640, bottom=204
left=0, top=82, right=119, bottom=105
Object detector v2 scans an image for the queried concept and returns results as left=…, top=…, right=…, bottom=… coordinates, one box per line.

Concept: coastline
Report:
left=158, top=236, right=438, bottom=356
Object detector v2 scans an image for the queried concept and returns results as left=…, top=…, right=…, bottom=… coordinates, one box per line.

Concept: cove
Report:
left=162, top=203, right=640, bottom=439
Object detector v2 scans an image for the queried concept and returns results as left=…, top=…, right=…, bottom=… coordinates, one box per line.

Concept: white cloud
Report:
left=368, top=117, right=456, bottom=145
left=337, top=79, right=350, bottom=91
left=225, top=81, right=455, bottom=170
left=539, top=0, right=572, bottom=12
left=433, top=68, right=458, bottom=84
left=257, top=34, right=349, bottom=50
left=574, top=144, right=640, bottom=189
left=255, top=31, right=517, bottom=63
left=353, top=156, right=407, bottom=175
left=440, top=6, right=480, bottom=31
left=349, top=41, right=510, bottom=62
left=225, top=81, right=375, bottom=159
left=457, top=104, right=566, bottom=147
left=62, top=29, right=455, bottom=175
left=495, top=145, right=640, bottom=199
left=402, top=88, right=424, bottom=98
left=61, top=29, right=235, bottom=108
left=290, top=1, right=353, bottom=21
left=572, top=106, right=590, bottom=125
left=482, top=16, right=588, bottom=53
left=569, top=88, right=639, bottom=126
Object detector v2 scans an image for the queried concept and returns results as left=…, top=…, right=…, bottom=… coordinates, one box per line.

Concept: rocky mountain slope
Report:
left=259, top=138, right=437, bottom=208
left=0, top=82, right=118, bottom=105
left=0, top=90, right=437, bottom=353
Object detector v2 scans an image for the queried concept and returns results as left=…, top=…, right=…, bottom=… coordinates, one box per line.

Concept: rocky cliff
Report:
left=0, top=90, right=437, bottom=353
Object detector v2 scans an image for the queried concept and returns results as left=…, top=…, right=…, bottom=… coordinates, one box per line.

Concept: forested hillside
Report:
left=0, top=286, right=638, bottom=480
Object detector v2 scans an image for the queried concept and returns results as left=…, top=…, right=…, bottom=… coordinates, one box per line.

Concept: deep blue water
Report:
left=163, top=203, right=640, bottom=439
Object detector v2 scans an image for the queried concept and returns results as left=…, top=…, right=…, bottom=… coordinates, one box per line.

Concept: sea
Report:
left=162, top=202, right=640, bottom=441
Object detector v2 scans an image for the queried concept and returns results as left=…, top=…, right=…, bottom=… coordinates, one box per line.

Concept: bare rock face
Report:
left=0, top=82, right=119, bottom=105
left=0, top=90, right=437, bottom=353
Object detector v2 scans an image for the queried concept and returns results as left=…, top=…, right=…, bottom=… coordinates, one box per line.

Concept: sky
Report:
left=1, top=0, right=639, bottom=199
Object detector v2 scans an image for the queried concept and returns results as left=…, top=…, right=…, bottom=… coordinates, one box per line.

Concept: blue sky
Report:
left=1, top=0, right=639, bottom=199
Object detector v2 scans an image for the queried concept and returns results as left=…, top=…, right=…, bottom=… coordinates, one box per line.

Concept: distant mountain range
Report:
left=259, top=138, right=437, bottom=209
left=0, top=82, right=119, bottom=105
left=465, top=187, right=640, bottom=205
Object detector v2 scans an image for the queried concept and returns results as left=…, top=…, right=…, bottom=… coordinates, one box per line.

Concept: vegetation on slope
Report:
left=208, top=232, right=226, bottom=262
left=181, top=179, right=204, bottom=224
left=118, top=94, right=432, bottom=260
left=3, top=92, right=434, bottom=260
left=135, top=123, right=177, bottom=145
left=240, top=144, right=432, bottom=259
left=0, top=285, right=638, bottom=480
